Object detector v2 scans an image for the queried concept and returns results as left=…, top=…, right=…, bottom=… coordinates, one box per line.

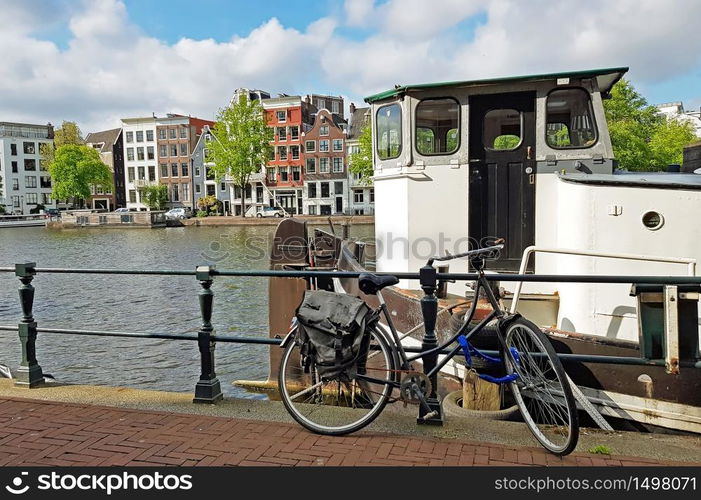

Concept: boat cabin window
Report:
left=376, top=103, right=402, bottom=160
left=546, top=88, right=597, bottom=148
left=483, top=109, right=522, bottom=150
left=415, top=97, right=459, bottom=155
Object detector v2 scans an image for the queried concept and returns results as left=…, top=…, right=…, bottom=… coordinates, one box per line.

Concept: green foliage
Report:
left=588, top=445, right=612, bottom=455
left=197, top=195, right=222, bottom=215
left=349, top=122, right=374, bottom=185
left=48, top=145, right=112, bottom=203
left=604, top=80, right=696, bottom=171
left=40, top=120, right=84, bottom=168
left=492, top=135, right=520, bottom=150
left=0, top=205, right=5, bottom=215
left=208, top=96, right=273, bottom=215
left=138, top=184, right=168, bottom=210
left=196, top=210, right=208, bottom=218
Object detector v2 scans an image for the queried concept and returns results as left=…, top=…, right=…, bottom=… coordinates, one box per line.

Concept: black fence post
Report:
left=418, top=264, right=443, bottom=425
left=193, top=265, right=223, bottom=403
left=15, top=262, right=44, bottom=388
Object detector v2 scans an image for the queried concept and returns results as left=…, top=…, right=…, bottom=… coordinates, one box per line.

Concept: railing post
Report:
left=193, top=265, right=223, bottom=403
left=418, top=264, right=443, bottom=425
left=15, top=262, right=44, bottom=388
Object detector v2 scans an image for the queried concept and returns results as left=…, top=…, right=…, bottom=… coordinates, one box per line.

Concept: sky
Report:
left=1, top=0, right=700, bottom=133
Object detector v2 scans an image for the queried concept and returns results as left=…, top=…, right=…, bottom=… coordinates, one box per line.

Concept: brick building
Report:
left=303, top=109, right=348, bottom=215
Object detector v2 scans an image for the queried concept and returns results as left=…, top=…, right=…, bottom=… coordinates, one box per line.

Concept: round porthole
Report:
left=641, top=211, right=664, bottom=231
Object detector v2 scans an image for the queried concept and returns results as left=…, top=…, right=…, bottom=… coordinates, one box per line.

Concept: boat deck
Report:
left=0, top=381, right=698, bottom=466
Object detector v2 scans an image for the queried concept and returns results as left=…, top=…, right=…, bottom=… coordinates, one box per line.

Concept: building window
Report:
left=220, top=182, right=226, bottom=191
left=137, top=147, right=145, bottom=161
left=195, top=184, right=201, bottom=194
left=483, top=109, right=522, bottom=151
left=415, top=97, right=460, bottom=155
left=256, top=185, right=263, bottom=202
left=11, top=161, right=18, bottom=173
left=292, top=166, right=301, bottom=181
left=148, top=166, right=156, bottom=182
left=320, top=182, right=330, bottom=198
left=41, top=193, right=51, bottom=204
left=354, top=190, right=364, bottom=203
left=308, top=205, right=317, bottom=215
left=181, top=163, right=188, bottom=176
left=376, top=103, right=402, bottom=160
left=180, top=143, right=188, bottom=156
left=147, top=146, right=155, bottom=160
left=333, top=157, right=343, bottom=172
left=370, top=188, right=374, bottom=203
left=23, top=142, right=35, bottom=154
left=26, top=193, right=37, bottom=204
left=206, top=184, right=216, bottom=196
left=279, top=167, right=289, bottom=182
left=129, top=190, right=137, bottom=203
left=320, top=204, right=331, bottom=215
left=169, top=128, right=176, bottom=139
left=290, top=145, right=300, bottom=160
left=182, top=183, right=189, bottom=200
left=277, top=110, right=286, bottom=123
left=290, top=126, right=299, bottom=140
left=10, top=144, right=17, bottom=155
left=319, top=140, right=329, bottom=152
left=159, top=145, right=167, bottom=157
left=24, top=159, right=36, bottom=171
left=332, top=101, right=340, bottom=114
left=306, top=157, right=316, bottom=173
left=127, top=148, right=135, bottom=161
left=334, top=181, right=343, bottom=194
left=546, top=88, right=597, bottom=149
left=138, top=166, right=145, bottom=180
left=159, top=129, right=167, bottom=140
left=128, top=167, right=135, bottom=182
left=39, top=159, right=48, bottom=171
left=40, top=176, right=51, bottom=188
left=305, top=140, right=315, bottom=152
left=171, top=163, right=178, bottom=177
left=319, top=157, right=329, bottom=173
left=278, top=127, right=287, bottom=140
left=180, top=127, right=187, bottom=139
left=171, top=184, right=179, bottom=201
left=160, top=164, right=168, bottom=177
left=278, top=146, right=287, bottom=160
left=136, top=131, right=144, bottom=142
left=267, top=168, right=276, bottom=182
left=308, top=183, right=317, bottom=198
left=125, top=131, right=133, bottom=143
left=12, top=179, right=19, bottom=191
left=320, top=125, right=329, bottom=136
left=332, top=139, right=343, bottom=152
left=146, top=130, right=154, bottom=141
left=195, top=166, right=201, bottom=177
left=170, top=144, right=178, bottom=156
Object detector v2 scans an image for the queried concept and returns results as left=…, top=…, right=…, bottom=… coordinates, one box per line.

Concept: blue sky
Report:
left=1, top=0, right=700, bottom=132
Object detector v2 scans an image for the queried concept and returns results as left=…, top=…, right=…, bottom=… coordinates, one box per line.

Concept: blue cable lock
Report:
left=456, top=335, right=520, bottom=384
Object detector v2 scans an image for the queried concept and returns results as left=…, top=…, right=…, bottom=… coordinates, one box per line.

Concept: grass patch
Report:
left=588, top=445, right=612, bottom=455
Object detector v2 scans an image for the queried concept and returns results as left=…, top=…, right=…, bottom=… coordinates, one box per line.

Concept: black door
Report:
left=468, top=92, right=536, bottom=271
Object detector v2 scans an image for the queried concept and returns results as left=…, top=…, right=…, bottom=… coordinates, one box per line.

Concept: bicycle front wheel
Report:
left=502, top=317, right=579, bottom=455
left=278, top=327, right=395, bottom=435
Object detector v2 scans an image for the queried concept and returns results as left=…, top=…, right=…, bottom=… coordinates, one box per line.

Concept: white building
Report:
left=345, top=105, right=374, bottom=215
left=0, top=122, right=55, bottom=214
left=656, top=102, right=701, bottom=138
left=120, top=117, right=158, bottom=210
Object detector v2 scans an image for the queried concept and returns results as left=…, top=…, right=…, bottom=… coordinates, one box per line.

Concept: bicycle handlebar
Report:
left=427, top=239, right=505, bottom=267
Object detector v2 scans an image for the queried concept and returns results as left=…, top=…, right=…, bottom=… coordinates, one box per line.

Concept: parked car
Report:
left=44, top=208, right=60, bottom=218
left=256, top=206, right=286, bottom=218
left=114, top=207, right=130, bottom=213
left=165, top=207, right=192, bottom=220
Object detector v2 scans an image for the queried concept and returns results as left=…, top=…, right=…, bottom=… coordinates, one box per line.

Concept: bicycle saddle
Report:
left=358, top=273, right=399, bottom=295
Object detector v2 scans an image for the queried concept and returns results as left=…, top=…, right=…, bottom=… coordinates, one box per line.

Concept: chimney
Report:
left=350, top=102, right=356, bottom=114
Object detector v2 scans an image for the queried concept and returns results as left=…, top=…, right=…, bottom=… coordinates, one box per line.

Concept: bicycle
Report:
left=277, top=242, right=579, bottom=456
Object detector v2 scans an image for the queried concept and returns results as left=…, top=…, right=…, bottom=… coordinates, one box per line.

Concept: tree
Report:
left=48, top=145, right=112, bottom=206
left=208, top=95, right=273, bottom=216
left=349, top=122, right=374, bottom=185
left=604, top=80, right=696, bottom=171
left=197, top=195, right=222, bottom=216
left=40, top=120, right=84, bottom=167
left=138, top=184, right=169, bottom=210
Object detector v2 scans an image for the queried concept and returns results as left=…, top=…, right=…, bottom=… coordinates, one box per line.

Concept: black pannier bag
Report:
left=295, top=290, right=378, bottom=378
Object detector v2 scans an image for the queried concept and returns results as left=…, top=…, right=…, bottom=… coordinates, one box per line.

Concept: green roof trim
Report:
left=364, top=67, right=629, bottom=103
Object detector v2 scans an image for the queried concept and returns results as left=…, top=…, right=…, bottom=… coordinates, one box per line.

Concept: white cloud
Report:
left=0, top=0, right=699, bottom=133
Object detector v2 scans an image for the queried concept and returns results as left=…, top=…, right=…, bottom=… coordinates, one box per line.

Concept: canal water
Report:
left=0, top=224, right=374, bottom=398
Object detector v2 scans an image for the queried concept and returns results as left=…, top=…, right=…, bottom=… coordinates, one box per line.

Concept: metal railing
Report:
left=1, top=262, right=700, bottom=406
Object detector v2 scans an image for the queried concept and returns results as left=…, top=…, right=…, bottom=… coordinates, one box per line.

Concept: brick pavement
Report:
left=0, top=397, right=689, bottom=467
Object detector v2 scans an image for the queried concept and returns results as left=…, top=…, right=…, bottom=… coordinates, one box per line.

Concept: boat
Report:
left=263, top=67, right=701, bottom=434
left=0, top=214, right=48, bottom=228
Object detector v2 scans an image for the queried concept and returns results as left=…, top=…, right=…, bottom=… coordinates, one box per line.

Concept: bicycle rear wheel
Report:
left=278, top=327, right=395, bottom=435
left=501, top=317, right=579, bottom=455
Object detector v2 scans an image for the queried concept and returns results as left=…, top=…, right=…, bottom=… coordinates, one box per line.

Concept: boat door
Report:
left=468, top=92, right=536, bottom=271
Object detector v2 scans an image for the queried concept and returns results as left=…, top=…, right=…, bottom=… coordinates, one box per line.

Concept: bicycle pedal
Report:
left=421, top=410, right=439, bottom=421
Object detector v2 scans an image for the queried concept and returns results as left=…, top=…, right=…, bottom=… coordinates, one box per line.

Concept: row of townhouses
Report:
left=0, top=89, right=375, bottom=216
